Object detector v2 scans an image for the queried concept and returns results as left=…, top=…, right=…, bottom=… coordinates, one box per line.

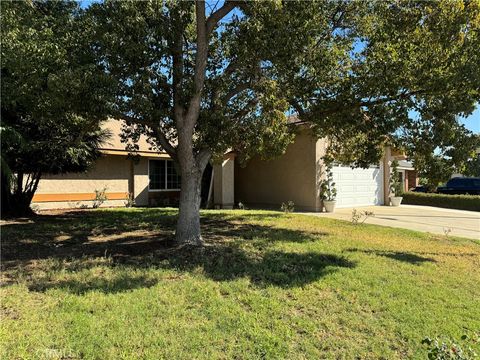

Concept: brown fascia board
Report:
left=100, top=148, right=170, bottom=158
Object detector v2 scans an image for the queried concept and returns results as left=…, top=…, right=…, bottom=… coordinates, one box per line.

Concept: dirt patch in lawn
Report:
left=1, top=209, right=177, bottom=282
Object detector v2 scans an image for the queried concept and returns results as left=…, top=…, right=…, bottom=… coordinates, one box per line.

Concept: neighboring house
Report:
left=32, top=119, right=417, bottom=211
left=396, top=159, right=418, bottom=193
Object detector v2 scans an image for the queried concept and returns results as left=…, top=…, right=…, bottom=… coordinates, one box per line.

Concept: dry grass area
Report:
left=1, top=208, right=479, bottom=359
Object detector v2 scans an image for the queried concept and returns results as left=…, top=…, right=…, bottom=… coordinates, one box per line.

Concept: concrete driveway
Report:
left=306, top=205, right=480, bottom=240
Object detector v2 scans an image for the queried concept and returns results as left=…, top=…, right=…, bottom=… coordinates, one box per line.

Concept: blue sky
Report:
left=460, top=108, right=480, bottom=133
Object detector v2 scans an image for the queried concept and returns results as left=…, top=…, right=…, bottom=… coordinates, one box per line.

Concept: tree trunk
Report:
left=1, top=191, right=36, bottom=218
left=171, top=1, right=223, bottom=245
left=1, top=172, right=12, bottom=217
left=175, top=166, right=204, bottom=246
left=1, top=171, right=39, bottom=218
left=9, top=192, right=36, bottom=217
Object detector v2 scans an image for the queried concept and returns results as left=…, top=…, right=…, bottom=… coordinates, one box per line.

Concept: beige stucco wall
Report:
left=213, top=154, right=235, bottom=209
left=32, top=154, right=174, bottom=209
left=36, top=155, right=131, bottom=195
left=32, top=154, right=140, bottom=210
left=133, top=157, right=149, bottom=206
left=235, top=129, right=325, bottom=211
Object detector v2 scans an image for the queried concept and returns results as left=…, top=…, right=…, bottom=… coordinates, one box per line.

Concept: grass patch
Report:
left=1, top=208, right=479, bottom=359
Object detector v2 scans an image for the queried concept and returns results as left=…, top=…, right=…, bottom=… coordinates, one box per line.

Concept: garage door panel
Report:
left=340, top=173, right=355, bottom=180
left=332, top=165, right=384, bottom=208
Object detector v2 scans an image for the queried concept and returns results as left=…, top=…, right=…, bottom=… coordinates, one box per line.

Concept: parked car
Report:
left=410, top=185, right=427, bottom=193
left=436, top=177, right=480, bottom=195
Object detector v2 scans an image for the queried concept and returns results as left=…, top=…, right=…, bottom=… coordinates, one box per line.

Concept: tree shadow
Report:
left=159, top=245, right=355, bottom=288
left=1, top=211, right=322, bottom=265
left=28, top=272, right=159, bottom=295
left=345, top=248, right=436, bottom=265
left=201, top=216, right=327, bottom=245
left=23, top=246, right=355, bottom=294
left=1, top=209, right=340, bottom=293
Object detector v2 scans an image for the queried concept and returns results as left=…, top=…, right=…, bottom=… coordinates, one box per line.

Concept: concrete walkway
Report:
left=305, top=205, right=480, bottom=240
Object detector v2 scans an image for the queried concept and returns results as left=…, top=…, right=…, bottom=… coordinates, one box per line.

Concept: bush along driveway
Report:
left=402, top=192, right=480, bottom=211
left=1, top=208, right=479, bottom=359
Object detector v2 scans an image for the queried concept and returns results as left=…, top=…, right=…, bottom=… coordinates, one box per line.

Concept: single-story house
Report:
left=32, top=119, right=418, bottom=211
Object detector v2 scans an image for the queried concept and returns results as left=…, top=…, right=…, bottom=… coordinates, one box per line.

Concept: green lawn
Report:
left=1, top=208, right=479, bottom=359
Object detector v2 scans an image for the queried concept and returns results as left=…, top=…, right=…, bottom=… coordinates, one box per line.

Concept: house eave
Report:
left=100, top=148, right=170, bottom=158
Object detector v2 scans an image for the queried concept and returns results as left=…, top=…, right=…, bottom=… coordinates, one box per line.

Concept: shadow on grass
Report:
left=28, top=272, right=159, bottom=295
left=345, top=248, right=436, bottom=265
left=25, top=247, right=355, bottom=294
left=163, top=246, right=355, bottom=288
left=1, top=208, right=342, bottom=292
left=1, top=209, right=319, bottom=265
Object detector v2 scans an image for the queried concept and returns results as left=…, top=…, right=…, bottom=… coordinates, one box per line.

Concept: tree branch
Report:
left=230, top=97, right=259, bottom=122
left=222, top=82, right=251, bottom=104
left=291, top=100, right=306, bottom=118
left=153, top=128, right=178, bottom=161
left=114, top=113, right=177, bottom=159
left=184, top=0, right=208, bottom=133
left=171, top=9, right=185, bottom=126
left=224, top=59, right=239, bottom=76
left=206, top=0, right=239, bottom=36
left=196, top=148, right=212, bottom=170
left=309, top=89, right=425, bottom=118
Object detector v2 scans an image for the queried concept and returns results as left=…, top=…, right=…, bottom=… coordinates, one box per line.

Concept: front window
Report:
left=149, top=159, right=181, bottom=191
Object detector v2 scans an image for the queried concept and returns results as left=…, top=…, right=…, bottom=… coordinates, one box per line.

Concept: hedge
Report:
left=402, top=192, right=480, bottom=212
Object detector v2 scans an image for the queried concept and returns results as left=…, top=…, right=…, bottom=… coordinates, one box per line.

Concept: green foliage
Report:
left=413, top=134, right=480, bottom=189
left=320, top=157, right=337, bottom=201
left=1, top=0, right=113, bottom=215
left=390, top=160, right=403, bottom=196
left=421, top=334, right=479, bottom=360
left=464, top=151, right=480, bottom=177
left=87, top=1, right=480, bottom=170
left=402, top=192, right=480, bottom=211
left=0, top=126, right=25, bottom=182
left=86, top=1, right=294, bottom=164
left=254, top=1, right=480, bottom=169
left=280, top=201, right=295, bottom=213
left=417, top=156, right=455, bottom=190
left=92, top=187, right=108, bottom=209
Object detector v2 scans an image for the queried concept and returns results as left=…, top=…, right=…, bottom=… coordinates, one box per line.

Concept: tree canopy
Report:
left=249, top=0, right=480, bottom=167
left=85, top=0, right=480, bottom=243
left=2, top=0, right=478, bottom=237
left=1, top=0, right=112, bottom=216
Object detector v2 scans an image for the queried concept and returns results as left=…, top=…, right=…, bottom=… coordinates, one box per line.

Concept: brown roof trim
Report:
left=286, top=114, right=309, bottom=127
left=100, top=149, right=170, bottom=158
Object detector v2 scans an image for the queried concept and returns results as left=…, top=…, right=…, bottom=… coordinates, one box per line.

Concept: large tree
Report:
left=88, top=0, right=480, bottom=245
left=1, top=0, right=113, bottom=216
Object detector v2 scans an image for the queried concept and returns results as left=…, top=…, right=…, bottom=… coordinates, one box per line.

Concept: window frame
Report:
left=148, top=159, right=181, bottom=192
